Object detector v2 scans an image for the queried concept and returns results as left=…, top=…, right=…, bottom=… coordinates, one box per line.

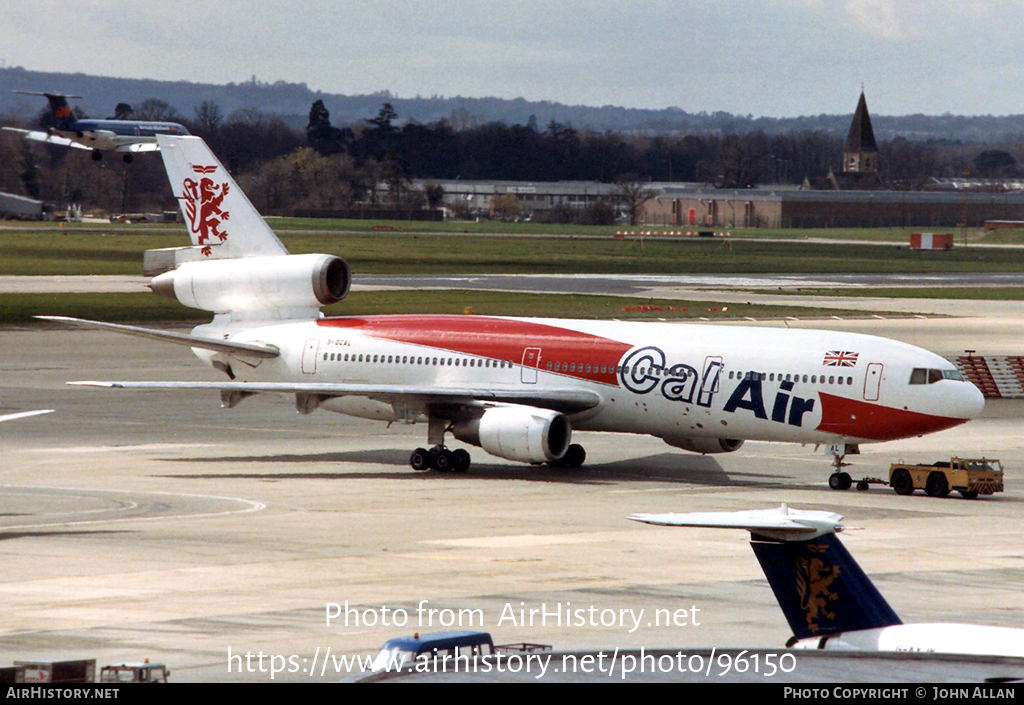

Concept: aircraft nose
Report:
left=957, top=382, right=986, bottom=420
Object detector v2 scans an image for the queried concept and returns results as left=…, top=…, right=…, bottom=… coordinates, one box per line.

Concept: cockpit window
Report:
left=910, top=367, right=964, bottom=385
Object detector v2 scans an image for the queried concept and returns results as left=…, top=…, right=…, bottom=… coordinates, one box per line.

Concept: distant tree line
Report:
left=1, top=97, right=1023, bottom=216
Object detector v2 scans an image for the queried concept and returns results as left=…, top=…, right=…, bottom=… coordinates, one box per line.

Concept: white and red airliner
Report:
left=43, top=135, right=985, bottom=487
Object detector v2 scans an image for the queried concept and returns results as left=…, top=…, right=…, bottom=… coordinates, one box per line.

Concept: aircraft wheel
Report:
left=828, top=472, right=852, bottom=491
left=557, top=444, right=586, bottom=469
left=960, top=490, right=979, bottom=500
left=925, top=472, right=950, bottom=498
left=432, top=448, right=453, bottom=472
left=410, top=448, right=431, bottom=471
left=122, top=153, right=133, bottom=164
left=91, top=151, right=103, bottom=162
left=451, top=449, right=471, bottom=473
left=891, top=469, right=914, bottom=495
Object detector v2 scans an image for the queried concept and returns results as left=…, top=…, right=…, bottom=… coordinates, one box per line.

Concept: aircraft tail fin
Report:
left=749, top=530, right=902, bottom=640
left=13, top=91, right=80, bottom=131
left=156, top=134, right=288, bottom=260
left=629, top=504, right=902, bottom=641
left=45, top=93, right=77, bottom=130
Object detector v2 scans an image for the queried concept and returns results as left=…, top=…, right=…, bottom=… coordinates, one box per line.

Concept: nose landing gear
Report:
left=826, top=443, right=859, bottom=490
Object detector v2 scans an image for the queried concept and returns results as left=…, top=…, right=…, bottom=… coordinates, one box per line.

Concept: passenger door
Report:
left=301, top=339, right=320, bottom=375
left=521, top=347, right=542, bottom=384
left=863, top=362, right=883, bottom=401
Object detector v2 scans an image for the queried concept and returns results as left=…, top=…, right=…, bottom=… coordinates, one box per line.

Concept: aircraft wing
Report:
left=629, top=504, right=845, bottom=541
left=36, top=316, right=280, bottom=360
left=0, top=409, right=54, bottom=423
left=2, top=127, right=90, bottom=150
left=67, top=380, right=601, bottom=415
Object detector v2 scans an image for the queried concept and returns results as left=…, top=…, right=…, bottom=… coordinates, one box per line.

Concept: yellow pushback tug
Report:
left=888, top=457, right=1004, bottom=499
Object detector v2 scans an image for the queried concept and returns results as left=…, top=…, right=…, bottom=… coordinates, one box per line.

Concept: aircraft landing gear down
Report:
left=551, top=443, right=586, bottom=469
left=407, top=416, right=586, bottom=473
left=826, top=443, right=859, bottom=490
left=410, top=416, right=471, bottom=472
left=410, top=446, right=471, bottom=473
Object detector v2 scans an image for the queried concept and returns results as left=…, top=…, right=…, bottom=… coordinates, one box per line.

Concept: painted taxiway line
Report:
left=0, top=484, right=266, bottom=530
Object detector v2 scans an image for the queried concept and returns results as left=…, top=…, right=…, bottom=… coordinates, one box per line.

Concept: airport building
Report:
left=642, top=187, right=1024, bottom=229
left=419, top=179, right=623, bottom=217
left=0, top=191, right=43, bottom=220
left=416, top=92, right=1024, bottom=228
left=417, top=179, right=1024, bottom=229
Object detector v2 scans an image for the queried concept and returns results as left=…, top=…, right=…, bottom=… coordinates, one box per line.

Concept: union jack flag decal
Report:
left=823, top=350, right=859, bottom=367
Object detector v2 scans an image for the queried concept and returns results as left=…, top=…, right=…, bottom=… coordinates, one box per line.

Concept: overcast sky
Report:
left=3, top=0, right=1023, bottom=117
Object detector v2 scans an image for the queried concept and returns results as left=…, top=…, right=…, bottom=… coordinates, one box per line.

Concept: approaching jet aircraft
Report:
left=0, top=409, right=53, bottom=423
left=3, top=92, right=189, bottom=162
left=42, top=135, right=985, bottom=486
left=630, top=505, right=1024, bottom=657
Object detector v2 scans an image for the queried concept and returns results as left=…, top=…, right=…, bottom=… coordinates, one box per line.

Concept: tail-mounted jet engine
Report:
left=150, top=253, right=350, bottom=313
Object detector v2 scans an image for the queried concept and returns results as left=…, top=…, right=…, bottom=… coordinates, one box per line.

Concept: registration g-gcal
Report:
left=43, top=135, right=985, bottom=488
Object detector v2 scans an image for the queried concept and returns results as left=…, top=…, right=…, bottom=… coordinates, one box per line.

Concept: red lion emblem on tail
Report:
left=182, top=165, right=229, bottom=256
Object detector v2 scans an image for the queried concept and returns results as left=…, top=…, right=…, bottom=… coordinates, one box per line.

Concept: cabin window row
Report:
left=546, top=362, right=609, bottom=374
left=728, top=370, right=854, bottom=386
left=323, top=352, right=512, bottom=368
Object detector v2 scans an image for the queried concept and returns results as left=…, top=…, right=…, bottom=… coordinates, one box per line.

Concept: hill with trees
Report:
left=2, top=66, right=1024, bottom=218
left=4, top=66, right=1024, bottom=141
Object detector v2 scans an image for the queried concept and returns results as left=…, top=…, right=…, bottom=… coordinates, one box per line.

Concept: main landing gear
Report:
left=410, top=446, right=471, bottom=473
left=407, top=443, right=588, bottom=473
left=826, top=443, right=860, bottom=491
left=551, top=443, right=587, bottom=469
left=408, top=417, right=472, bottom=473
left=405, top=416, right=587, bottom=473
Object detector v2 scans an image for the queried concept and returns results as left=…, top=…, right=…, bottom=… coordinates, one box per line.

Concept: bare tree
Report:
left=614, top=174, right=656, bottom=225
left=193, top=100, right=224, bottom=135
left=133, top=98, right=181, bottom=122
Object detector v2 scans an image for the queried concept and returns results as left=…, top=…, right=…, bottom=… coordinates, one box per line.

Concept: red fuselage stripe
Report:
left=318, top=315, right=633, bottom=385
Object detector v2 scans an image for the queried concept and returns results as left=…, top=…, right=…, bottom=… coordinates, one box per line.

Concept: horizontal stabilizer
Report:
left=36, top=316, right=280, bottom=360
left=12, top=91, right=82, bottom=99
left=630, top=504, right=844, bottom=541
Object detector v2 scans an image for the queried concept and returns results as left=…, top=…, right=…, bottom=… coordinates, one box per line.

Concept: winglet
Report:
left=629, top=503, right=844, bottom=541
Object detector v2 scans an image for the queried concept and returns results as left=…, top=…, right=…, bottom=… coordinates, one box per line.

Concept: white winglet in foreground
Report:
left=42, top=134, right=985, bottom=482
left=630, top=503, right=844, bottom=541
left=0, top=409, right=54, bottom=423
left=630, top=505, right=1024, bottom=657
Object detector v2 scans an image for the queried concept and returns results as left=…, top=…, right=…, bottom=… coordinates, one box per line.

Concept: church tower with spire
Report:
left=843, top=91, right=878, bottom=174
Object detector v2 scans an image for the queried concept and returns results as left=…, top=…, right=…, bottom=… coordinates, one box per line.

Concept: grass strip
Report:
left=5, top=229, right=1024, bottom=276
left=5, top=290, right=876, bottom=326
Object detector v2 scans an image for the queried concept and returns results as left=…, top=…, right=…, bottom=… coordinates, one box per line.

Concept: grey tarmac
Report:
left=2, top=310, right=1023, bottom=682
